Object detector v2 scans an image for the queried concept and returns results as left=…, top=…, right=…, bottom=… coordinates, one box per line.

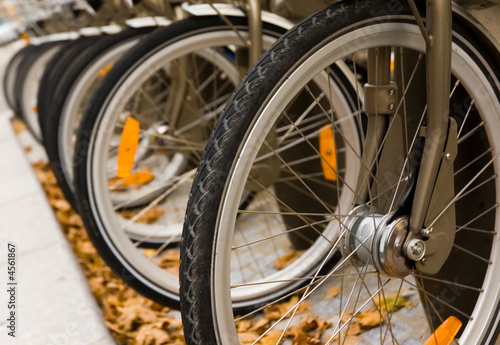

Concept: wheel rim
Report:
left=212, top=21, right=500, bottom=344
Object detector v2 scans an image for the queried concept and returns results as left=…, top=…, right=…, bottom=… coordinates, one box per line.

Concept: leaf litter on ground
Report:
left=31, top=154, right=419, bottom=345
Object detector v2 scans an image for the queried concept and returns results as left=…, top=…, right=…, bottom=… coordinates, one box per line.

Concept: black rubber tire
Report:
left=74, top=16, right=286, bottom=309
left=3, top=44, right=37, bottom=116
left=43, top=27, right=157, bottom=209
left=179, top=1, right=500, bottom=344
left=14, top=41, right=64, bottom=142
left=37, top=36, right=102, bottom=142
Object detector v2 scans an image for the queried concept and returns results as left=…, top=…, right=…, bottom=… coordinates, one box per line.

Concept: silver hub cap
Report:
left=342, top=205, right=415, bottom=278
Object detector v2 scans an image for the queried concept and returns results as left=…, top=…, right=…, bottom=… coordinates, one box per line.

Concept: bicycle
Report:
left=180, top=0, right=500, bottom=344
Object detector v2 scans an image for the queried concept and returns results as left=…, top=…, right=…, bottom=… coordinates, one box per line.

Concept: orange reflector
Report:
left=108, top=168, right=153, bottom=189
left=120, top=171, right=154, bottom=186
left=117, top=117, right=140, bottom=178
left=319, top=125, right=337, bottom=181
left=33, top=105, right=38, bottom=113
left=20, top=33, right=29, bottom=43
left=99, top=62, right=114, bottom=78
left=424, top=316, right=462, bottom=345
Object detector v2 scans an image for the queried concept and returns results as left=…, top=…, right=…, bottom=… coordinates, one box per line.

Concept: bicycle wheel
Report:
left=74, top=16, right=290, bottom=308
left=15, top=41, right=64, bottom=142
left=43, top=27, right=156, bottom=208
left=37, top=36, right=101, bottom=142
left=180, top=1, right=500, bottom=344
left=3, top=44, right=36, bottom=116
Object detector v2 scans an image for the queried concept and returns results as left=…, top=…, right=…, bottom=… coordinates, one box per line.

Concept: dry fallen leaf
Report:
left=324, top=285, right=341, bottom=300
left=157, top=251, right=180, bottom=276
left=259, top=330, right=282, bottom=345
left=290, top=333, right=321, bottom=345
left=49, top=198, right=72, bottom=212
left=357, top=308, right=382, bottom=328
left=346, top=322, right=364, bottom=336
left=119, top=206, right=165, bottom=224
left=273, top=250, right=298, bottom=270
left=237, top=320, right=253, bottom=333
left=331, top=288, right=418, bottom=342
left=117, top=298, right=164, bottom=329
left=134, top=324, right=170, bottom=345
left=264, top=295, right=310, bottom=320
left=238, top=331, right=260, bottom=344
left=250, top=317, right=269, bottom=331
left=376, top=288, right=414, bottom=312
left=340, top=310, right=354, bottom=324
left=12, top=118, right=27, bottom=133
left=301, top=316, right=331, bottom=333
left=283, top=313, right=330, bottom=345
left=342, top=335, right=364, bottom=345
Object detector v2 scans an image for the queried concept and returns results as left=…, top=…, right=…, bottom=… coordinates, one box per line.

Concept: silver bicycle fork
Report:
left=407, top=0, right=452, bottom=239
left=353, top=0, right=455, bottom=275
left=408, top=0, right=457, bottom=275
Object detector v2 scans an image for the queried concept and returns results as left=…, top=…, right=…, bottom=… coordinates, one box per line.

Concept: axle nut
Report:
left=406, top=239, right=426, bottom=261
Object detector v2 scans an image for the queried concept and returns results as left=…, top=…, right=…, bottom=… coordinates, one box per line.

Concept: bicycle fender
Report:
left=453, top=3, right=500, bottom=71
left=125, top=16, right=171, bottom=28
left=181, top=3, right=295, bottom=31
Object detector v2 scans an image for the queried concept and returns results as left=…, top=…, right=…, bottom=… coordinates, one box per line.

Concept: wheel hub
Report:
left=342, top=205, right=421, bottom=278
left=150, top=121, right=171, bottom=148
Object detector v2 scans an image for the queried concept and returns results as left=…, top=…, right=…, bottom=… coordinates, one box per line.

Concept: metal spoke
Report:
left=414, top=273, right=483, bottom=293
left=426, top=151, right=500, bottom=230
left=403, top=277, right=474, bottom=321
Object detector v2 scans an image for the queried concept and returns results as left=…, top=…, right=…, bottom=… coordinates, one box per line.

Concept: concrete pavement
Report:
left=0, top=40, right=115, bottom=345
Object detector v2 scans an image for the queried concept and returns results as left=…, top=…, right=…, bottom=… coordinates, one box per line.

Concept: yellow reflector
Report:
left=319, top=125, right=337, bottom=181
left=117, top=117, right=140, bottom=178
left=99, top=62, right=114, bottom=78
left=424, top=316, right=462, bottom=345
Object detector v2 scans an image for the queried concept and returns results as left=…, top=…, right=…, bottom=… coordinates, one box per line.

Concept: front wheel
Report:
left=180, top=1, right=500, bottom=344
